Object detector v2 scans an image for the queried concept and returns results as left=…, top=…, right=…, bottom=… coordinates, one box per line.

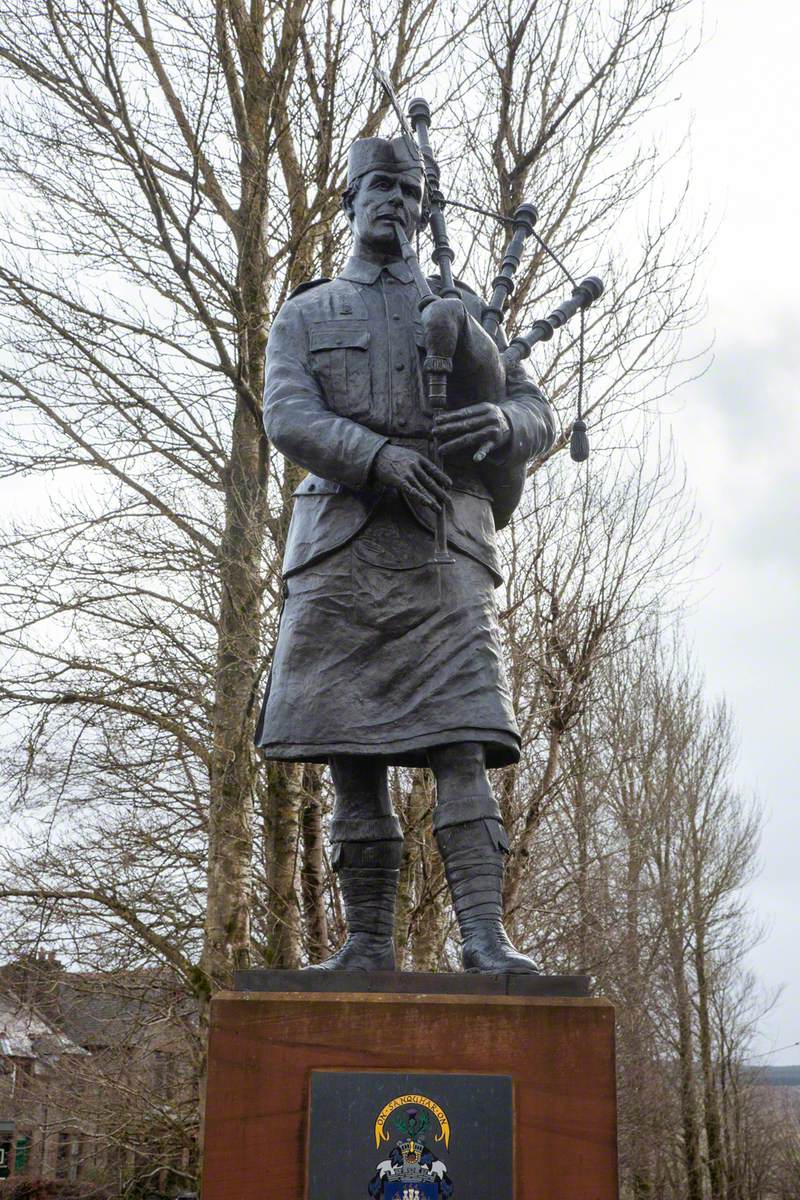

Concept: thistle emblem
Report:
left=395, top=1108, right=430, bottom=1143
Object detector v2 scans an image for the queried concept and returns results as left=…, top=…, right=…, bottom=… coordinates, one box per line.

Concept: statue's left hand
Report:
left=434, top=402, right=511, bottom=462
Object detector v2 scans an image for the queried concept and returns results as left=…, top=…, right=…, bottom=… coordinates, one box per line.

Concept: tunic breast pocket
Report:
left=308, top=322, right=372, bottom=420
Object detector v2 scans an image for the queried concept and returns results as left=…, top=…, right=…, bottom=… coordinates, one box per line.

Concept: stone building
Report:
left=0, top=956, right=197, bottom=1196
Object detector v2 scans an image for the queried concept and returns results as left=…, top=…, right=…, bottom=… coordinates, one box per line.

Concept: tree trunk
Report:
left=620, top=800, right=654, bottom=1200
left=220, top=0, right=309, bottom=975
left=300, top=765, right=329, bottom=963
left=263, top=760, right=302, bottom=966
left=504, top=726, right=562, bottom=916
left=695, top=926, right=727, bottom=1200
left=201, top=399, right=266, bottom=990
left=668, top=926, right=705, bottom=1200
left=198, top=337, right=268, bottom=1159
left=396, top=770, right=428, bottom=969
left=257, top=456, right=307, bottom=967
left=201, top=0, right=274, bottom=993
left=412, top=831, right=445, bottom=973
left=719, top=1049, right=740, bottom=1200
left=573, top=763, right=591, bottom=970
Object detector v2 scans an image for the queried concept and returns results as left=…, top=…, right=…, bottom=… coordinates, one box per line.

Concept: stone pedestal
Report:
left=202, top=971, right=618, bottom=1200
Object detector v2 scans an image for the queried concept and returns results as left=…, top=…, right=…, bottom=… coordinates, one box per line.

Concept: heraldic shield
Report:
left=383, top=1182, right=440, bottom=1200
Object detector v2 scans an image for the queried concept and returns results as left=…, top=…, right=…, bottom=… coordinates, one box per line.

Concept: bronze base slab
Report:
left=233, top=967, right=592, bottom=997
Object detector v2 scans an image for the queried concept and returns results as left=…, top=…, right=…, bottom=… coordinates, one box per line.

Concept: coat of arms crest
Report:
left=368, top=1096, right=454, bottom=1198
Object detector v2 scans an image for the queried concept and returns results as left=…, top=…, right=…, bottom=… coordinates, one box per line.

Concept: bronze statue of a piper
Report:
left=255, top=125, right=559, bottom=974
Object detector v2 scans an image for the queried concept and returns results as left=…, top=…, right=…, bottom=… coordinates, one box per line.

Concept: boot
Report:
left=304, top=840, right=399, bottom=973
left=436, top=819, right=540, bottom=974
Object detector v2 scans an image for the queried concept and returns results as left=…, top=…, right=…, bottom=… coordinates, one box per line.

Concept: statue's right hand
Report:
left=370, top=444, right=452, bottom=512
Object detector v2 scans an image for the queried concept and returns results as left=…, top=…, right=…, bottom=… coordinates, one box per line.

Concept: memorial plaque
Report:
left=307, top=1071, right=513, bottom=1200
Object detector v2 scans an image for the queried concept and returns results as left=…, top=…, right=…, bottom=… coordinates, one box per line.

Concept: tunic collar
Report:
left=340, top=254, right=413, bottom=285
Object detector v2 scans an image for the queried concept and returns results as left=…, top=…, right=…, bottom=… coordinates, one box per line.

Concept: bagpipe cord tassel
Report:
left=570, top=306, right=590, bottom=462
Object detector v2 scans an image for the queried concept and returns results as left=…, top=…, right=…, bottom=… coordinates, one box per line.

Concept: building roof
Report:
left=0, top=959, right=196, bottom=1056
left=0, top=994, right=86, bottom=1061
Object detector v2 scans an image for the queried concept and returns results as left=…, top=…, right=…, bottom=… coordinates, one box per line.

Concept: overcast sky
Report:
left=667, top=1, right=800, bottom=1064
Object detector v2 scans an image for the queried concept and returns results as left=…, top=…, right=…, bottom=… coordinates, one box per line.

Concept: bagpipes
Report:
left=373, top=69, right=604, bottom=543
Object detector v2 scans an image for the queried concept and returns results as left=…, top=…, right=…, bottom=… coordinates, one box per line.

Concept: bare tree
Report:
left=0, top=2, right=735, bottom=1192
left=0, top=0, right=703, bottom=969
left=0, top=0, right=481, bottom=987
left=573, top=635, right=765, bottom=1200
left=499, top=435, right=697, bottom=923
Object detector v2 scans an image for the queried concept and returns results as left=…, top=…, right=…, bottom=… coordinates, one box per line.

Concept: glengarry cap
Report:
left=346, top=136, right=423, bottom=185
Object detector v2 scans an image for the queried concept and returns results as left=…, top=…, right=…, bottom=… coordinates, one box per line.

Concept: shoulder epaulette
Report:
left=288, top=277, right=332, bottom=300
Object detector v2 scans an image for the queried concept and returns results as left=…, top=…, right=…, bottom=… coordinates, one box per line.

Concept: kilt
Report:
left=255, top=494, right=520, bottom=768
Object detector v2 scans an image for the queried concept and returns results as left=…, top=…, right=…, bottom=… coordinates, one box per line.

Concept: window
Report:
left=153, top=1049, right=176, bottom=1099
left=14, top=1134, right=30, bottom=1175
left=56, top=1132, right=82, bottom=1182
left=0, top=1138, right=12, bottom=1181
left=56, top=1132, right=69, bottom=1179
left=69, top=1134, right=82, bottom=1181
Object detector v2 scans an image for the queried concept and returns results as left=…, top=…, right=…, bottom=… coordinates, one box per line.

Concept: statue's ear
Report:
left=341, top=179, right=359, bottom=225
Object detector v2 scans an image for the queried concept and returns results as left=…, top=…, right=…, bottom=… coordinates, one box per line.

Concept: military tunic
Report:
left=255, top=255, right=555, bottom=768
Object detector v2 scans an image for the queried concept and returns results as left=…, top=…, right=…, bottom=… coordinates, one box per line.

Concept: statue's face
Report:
left=349, top=168, right=424, bottom=252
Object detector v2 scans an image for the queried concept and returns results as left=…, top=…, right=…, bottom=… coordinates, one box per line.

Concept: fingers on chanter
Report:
left=434, top=404, right=490, bottom=429
left=421, top=460, right=452, bottom=488
left=435, top=418, right=495, bottom=442
left=409, top=484, right=441, bottom=511
left=414, top=469, right=450, bottom=509
left=439, top=431, right=488, bottom=457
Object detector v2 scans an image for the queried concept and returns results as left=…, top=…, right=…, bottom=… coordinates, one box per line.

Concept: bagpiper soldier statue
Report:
left=255, top=83, right=602, bottom=975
